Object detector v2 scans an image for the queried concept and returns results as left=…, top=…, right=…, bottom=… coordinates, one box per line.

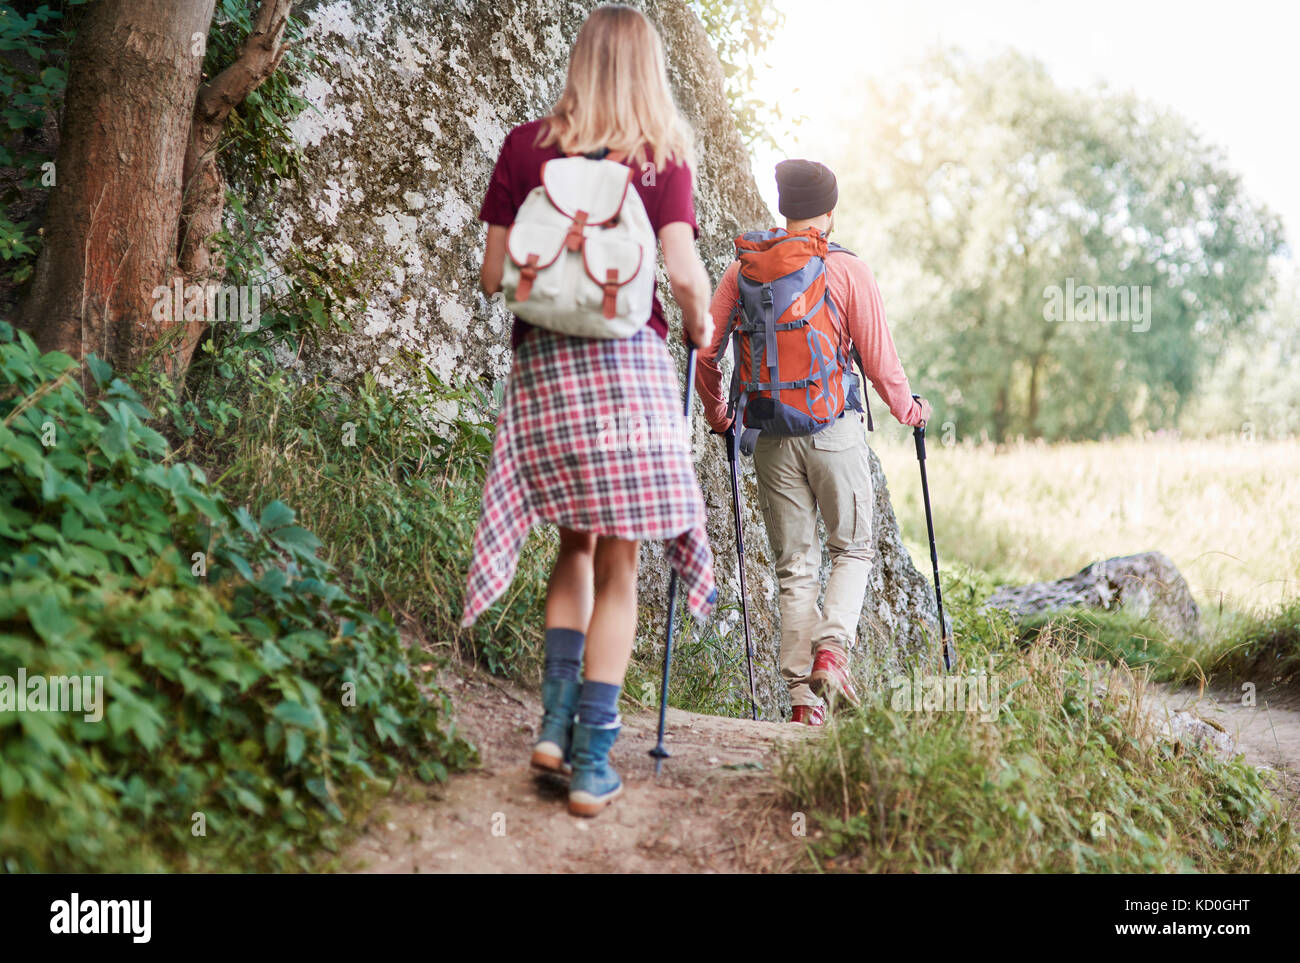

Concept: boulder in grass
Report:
left=987, top=551, right=1201, bottom=639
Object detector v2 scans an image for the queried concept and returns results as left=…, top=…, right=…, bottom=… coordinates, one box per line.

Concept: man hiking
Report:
left=695, top=159, right=932, bottom=724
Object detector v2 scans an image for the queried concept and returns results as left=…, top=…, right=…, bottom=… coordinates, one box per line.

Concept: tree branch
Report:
left=193, top=0, right=292, bottom=145
left=172, top=0, right=294, bottom=375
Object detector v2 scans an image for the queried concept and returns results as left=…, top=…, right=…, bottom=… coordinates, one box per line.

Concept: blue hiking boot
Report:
left=531, top=677, right=581, bottom=775
left=568, top=716, right=623, bottom=817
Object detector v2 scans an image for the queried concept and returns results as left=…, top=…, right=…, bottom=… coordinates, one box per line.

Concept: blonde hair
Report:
left=536, top=4, right=695, bottom=172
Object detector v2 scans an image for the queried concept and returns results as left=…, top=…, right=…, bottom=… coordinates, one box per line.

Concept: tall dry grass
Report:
left=871, top=431, right=1300, bottom=613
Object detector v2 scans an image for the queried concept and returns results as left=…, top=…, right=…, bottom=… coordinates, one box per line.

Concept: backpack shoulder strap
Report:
left=825, top=292, right=874, bottom=432
left=821, top=244, right=876, bottom=430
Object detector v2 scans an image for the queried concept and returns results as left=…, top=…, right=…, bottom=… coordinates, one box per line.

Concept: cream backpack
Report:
left=502, top=150, right=655, bottom=339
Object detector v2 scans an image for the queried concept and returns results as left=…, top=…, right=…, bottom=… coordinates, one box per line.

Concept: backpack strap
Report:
left=579, top=147, right=629, bottom=165
left=761, top=283, right=778, bottom=374
left=826, top=295, right=874, bottom=432
left=822, top=248, right=876, bottom=432
left=716, top=296, right=765, bottom=455
left=852, top=347, right=875, bottom=432
left=716, top=299, right=742, bottom=423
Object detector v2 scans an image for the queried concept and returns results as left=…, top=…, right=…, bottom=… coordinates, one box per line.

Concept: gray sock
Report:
left=543, top=627, right=585, bottom=682
left=577, top=680, right=621, bottom=726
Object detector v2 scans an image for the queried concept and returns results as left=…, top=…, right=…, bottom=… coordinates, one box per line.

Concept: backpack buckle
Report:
left=565, top=211, right=589, bottom=252
left=601, top=269, right=619, bottom=320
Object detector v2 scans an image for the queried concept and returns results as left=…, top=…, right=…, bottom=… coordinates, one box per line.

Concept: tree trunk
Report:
left=1026, top=351, right=1044, bottom=438
left=992, top=381, right=1009, bottom=444
left=14, top=0, right=290, bottom=376
left=15, top=0, right=215, bottom=372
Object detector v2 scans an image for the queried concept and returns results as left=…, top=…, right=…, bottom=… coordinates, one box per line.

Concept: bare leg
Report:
left=582, top=537, right=640, bottom=685
left=545, top=526, right=596, bottom=632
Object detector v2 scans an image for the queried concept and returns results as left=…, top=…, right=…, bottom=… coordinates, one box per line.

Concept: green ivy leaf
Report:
left=269, top=524, right=319, bottom=556
left=259, top=500, right=295, bottom=531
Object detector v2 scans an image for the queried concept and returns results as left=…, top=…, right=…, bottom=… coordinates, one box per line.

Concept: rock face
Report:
left=987, top=551, right=1202, bottom=639
left=271, top=0, right=941, bottom=717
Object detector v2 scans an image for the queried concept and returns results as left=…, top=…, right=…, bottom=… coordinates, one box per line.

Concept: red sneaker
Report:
left=808, top=646, right=861, bottom=707
left=790, top=705, right=826, bottom=726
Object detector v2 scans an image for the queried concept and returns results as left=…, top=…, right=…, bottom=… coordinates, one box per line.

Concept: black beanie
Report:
left=775, top=159, right=838, bottom=220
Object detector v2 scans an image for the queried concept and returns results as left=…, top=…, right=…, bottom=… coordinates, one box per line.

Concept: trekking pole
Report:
left=650, top=345, right=698, bottom=775
left=725, top=424, right=760, bottom=721
left=912, top=394, right=956, bottom=671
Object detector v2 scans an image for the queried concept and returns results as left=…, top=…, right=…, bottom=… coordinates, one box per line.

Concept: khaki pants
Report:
left=753, top=411, right=874, bottom=707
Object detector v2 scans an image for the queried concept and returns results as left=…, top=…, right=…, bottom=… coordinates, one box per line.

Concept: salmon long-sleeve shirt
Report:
left=695, top=251, right=926, bottom=432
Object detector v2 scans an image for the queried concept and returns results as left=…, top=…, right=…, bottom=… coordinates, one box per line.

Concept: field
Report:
left=871, top=431, right=1300, bottom=616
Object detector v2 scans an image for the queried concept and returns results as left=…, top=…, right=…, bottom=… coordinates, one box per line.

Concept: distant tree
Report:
left=1188, top=262, right=1300, bottom=438
left=689, top=0, right=793, bottom=151
left=834, top=51, right=1284, bottom=442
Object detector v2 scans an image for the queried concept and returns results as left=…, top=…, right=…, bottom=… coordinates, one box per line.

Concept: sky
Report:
left=748, top=0, right=1299, bottom=257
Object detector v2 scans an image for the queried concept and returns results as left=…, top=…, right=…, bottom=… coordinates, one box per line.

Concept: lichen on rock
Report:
left=987, top=551, right=1202, bottom=640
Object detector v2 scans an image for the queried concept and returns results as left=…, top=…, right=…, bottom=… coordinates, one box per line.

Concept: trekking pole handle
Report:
left=683, top=345, right=698, bottom=418
left=912, top=393, right=926, bottom=462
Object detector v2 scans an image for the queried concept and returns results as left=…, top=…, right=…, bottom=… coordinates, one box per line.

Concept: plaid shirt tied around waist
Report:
left=462, top=326, right=716, bottom=626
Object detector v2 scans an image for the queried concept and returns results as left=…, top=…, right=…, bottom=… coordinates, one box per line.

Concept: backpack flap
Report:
left=735, top=228, right=828, bottom=283
left=505, top=222, right=567, bottom=303
left=541, top=156, right=633, bottom=225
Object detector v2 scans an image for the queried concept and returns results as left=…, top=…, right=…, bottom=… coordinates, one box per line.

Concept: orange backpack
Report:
left=717, top=228, right=869, bottom=438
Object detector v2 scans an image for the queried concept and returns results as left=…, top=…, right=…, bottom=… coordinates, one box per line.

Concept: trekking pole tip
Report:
left=650, top=746, right=669, bottom=776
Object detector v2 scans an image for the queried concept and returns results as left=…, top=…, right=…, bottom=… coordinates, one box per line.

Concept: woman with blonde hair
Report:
left=461, top=5, right=716, bottom=817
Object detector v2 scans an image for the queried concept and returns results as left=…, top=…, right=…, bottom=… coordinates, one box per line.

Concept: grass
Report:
left=1017, top=608, right=1189, bottom=679
left=778, top=595, right=1299, bottom=873
left=777, top=433, right=1300, bottom=872
left=1015, top=600, right=1300, bottom=692
left=872, top=428, right=1300, bottom=690
left=1200, top=598, right=1300, bottom=688
left=157, top=343, right=1300, bottom=873
left=162, top=336, right=1300, bottom=865
left=623, top=599, right=759, bottom=719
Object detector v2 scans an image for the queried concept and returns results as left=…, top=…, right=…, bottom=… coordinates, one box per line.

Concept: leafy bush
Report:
left=0, top=0, right=87, bottom=286
left=0, top=322, right=473, bottom=872
left=203, top=0, right=312, bottom=198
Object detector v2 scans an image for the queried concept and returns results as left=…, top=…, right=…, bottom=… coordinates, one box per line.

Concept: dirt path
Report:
left=342, top=665, right=811, bottom=873
left=1148, top=682, right=1300, bottom=811
left=342, top=667, right=1300, bottom=873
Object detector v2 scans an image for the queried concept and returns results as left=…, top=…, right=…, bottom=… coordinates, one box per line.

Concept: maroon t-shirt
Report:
left=478, top=118, right=699, bottom=347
